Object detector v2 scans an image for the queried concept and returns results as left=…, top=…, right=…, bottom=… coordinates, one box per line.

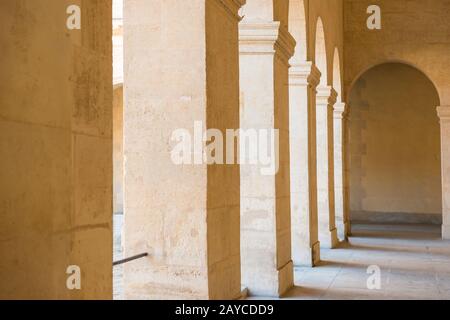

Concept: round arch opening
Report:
left=347, top=62, right=442, bottom=228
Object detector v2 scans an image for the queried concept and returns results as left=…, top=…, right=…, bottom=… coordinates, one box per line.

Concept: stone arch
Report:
left=314, top=17, right=328, bottom=86
left=347, top=62, right=442, bottom=229
left=347, top=59, right=442, bottom=104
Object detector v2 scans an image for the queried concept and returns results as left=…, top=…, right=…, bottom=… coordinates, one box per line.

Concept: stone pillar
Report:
left=289, top=62, right=321, bottom=267
left=239, top=21, right=296, bottom=296
left=343, top=104, right=352, bottom=236
left=437, top=105, right=450, bottom=240
left=333, top=102, right=349, bottom=241
left=316, top=86, right=339, bottom=249
left=123, top=0, right=244, bottom=300
left=0, top=0, right=112, bottom=299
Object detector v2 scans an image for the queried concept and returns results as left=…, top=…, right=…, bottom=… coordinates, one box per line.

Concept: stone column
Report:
left=239, top=21, right=296, bottom=297
left=123, top=0, right=244, bottom=300
left=289, top=62, right=321, bottom=267
left=333, top=102, right=349, bottom=241
left=437, top=105, right=450, bottom=240
left=316, top=86, right=339, bottom=249
left=343, top=104, right=352, bottom=236
left=0, top=0, right=112, bottom=299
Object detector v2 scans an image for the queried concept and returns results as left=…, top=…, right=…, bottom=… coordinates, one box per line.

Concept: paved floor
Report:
left=114, top=222, right=450, bottom=300
left=281, top=223, right=450, bottom=300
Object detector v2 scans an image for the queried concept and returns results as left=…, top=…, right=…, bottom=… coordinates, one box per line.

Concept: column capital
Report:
left=316, top=86, right=338, bottom=106
left=239, top=22, right=296, bottom=65
left=215, top=0, right=246, bottom=21
left=289, top=61, right=321, bottom=88
left=333, top=102, right=346, bottom=119
left=437, top=105, right=450, bottom=121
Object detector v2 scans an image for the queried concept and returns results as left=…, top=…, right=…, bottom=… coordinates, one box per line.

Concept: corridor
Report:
left=281, top=224, right=450, bottom=300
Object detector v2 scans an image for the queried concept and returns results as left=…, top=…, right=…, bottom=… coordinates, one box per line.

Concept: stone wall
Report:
left=0, top=0, right=112, bottom=299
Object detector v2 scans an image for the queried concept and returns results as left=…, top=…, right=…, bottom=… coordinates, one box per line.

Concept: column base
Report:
left=293, top=241, right=321, bottom=267
left=320, top=228, right=339, bottom=249
left=278, top=261, right=294, bottom=297
left=331, top=228, right=339, bottom=248
left=337, top=222, right=346, bottom=242
left=442, top=224, right=450, bottom=240
left=239, top=288, right=249, bottom=300
left=344, top=221, right=351, bottom=239
left=245, top=261, right=294, bottom=298
left=312, top=241, right=321, bottom=266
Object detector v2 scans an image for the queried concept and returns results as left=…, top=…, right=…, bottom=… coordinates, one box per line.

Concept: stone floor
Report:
left=281, top=223, right=450, bottom=300
left=114, top=222, right=450, bottom=300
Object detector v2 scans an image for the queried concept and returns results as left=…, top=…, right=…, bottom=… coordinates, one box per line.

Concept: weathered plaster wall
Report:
left=0, top=0, right=112, bottom=299
left=344, top=0, right=450, bottom=103
left=348, top=63, right=442, bottom=221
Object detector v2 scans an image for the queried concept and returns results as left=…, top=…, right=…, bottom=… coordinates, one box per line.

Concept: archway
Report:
left=347, top=62, right=442, bottom=228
